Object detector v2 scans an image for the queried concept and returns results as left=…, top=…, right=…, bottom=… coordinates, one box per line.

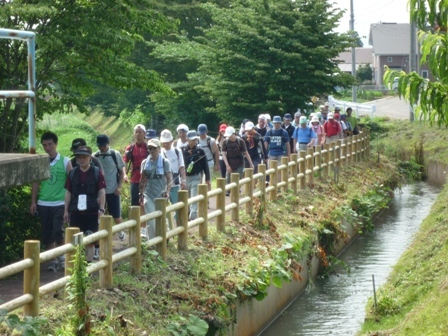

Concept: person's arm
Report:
left=285, top=143, right=291, bottom=157
left=139, top=169, right=148, bottom=205
left=30, top=182, right=39, bottom=215
left=66, top=160, right=73, bottom=173
left=98, top=188, right=105, bottom=216
left=212, top=141, right=220, bottom=171
left=179, top=166, right=187, bottom=190
left=244, top=151, right=254, bottom=168
left=63, top=190, right=71, bottom=223
left=308, top=130, right=316, bottom=147
left=201, top=153, right=211, bottom=182
left=165, top=172, right=173, bottom=197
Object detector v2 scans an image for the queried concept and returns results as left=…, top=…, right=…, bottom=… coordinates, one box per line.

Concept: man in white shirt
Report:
left=160, top=129, right=187, bottom=206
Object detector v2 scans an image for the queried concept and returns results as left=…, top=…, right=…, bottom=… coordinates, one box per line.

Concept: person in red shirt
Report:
left=324, top=113, right=342, bottom=144
left=123, top=124, right=150, bottom=204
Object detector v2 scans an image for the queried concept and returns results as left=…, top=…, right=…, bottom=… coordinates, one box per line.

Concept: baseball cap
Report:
left=334, top=106, right=341, bottom=111
left=197, top=124, right=208, bottom=135
left=224, top=126, right=236, bottom=137
left=134, top=124, right=146, bottom=133
left=145, top=129, right=157, bottom=139
left=176, top=124, right=189, bottom=132
left=334, top=113, right=340, bottom=119
left=70, top=138, right=87, bottom=151
left=340, top=114, right=347, bottom=119
left=299, top=116, right=307, bottom=124
left=258, top=114, right=267, bottom=121
left=328, top=113, right=334, bottom=119
left=244, top=121, right=255, bottom=131
left=160, top=129, right=173, bottom=143
left=96, top=134, right=109, bottom=147
left=283, top=113, right=292, bottom=120
left=74, top=145, right=92, bottom=156
left=272, top=116, right=282, bottom=123
left=147, top=139, right=161, bottom=148
left=219, top=124, right=228, bottom=132
left=187, top=130, right=199, bottom=140
left=294, top=111, right=301, bottom=117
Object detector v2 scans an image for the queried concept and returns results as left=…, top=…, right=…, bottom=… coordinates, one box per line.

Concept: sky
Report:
left=331, top=0, right=410, bottom=46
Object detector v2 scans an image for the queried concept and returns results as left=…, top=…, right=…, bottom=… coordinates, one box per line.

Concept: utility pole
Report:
left=409, top=19, right=417, bottom=122
left=350, top=0, right=357, bottom=102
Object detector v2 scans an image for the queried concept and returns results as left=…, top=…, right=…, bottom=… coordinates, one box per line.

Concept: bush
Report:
left=0, top=186, right=41, bottom=266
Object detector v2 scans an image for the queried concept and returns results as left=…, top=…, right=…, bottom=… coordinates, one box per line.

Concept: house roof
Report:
left=369, top=23, right=411, bottom=55
left=336, top=48, right=373, bottom=65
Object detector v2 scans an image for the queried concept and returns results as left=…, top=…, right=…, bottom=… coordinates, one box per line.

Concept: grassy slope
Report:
left=358, top=119, right=448, bottom=335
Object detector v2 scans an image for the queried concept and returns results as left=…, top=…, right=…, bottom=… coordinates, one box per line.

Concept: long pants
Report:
left=143, top=197, right=157, bottom=239
left=187, top=174, right=201, bottom=220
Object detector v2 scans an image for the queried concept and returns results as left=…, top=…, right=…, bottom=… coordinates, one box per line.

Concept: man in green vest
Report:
left=30, top=131, right=72, bottom=271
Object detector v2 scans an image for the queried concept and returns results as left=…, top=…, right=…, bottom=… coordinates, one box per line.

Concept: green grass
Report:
left=358, top=185, right=448, bottom=335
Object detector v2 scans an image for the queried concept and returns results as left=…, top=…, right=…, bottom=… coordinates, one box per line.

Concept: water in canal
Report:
left=261, top=182, right=440, bottom=336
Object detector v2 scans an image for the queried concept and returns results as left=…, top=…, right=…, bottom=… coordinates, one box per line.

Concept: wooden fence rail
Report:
left=0, top=130, right=370, bottom=316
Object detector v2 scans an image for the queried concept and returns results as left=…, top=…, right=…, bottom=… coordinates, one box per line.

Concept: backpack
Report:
left=69, top=166, right=99, bottom=184
left=94, top=149, right=120, bottom=183
left=199, top=136, right=215, bottom=162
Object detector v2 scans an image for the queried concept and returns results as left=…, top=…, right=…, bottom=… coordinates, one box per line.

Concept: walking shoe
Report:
left=118, top=231, right=126, bottom=240
left=48, top=260, right=59, bottom=272
left=58, top=255, right=65, bottom=269
left=93, top=248, right=100, bottom=260
left=141, top=228, right=147, bottom=240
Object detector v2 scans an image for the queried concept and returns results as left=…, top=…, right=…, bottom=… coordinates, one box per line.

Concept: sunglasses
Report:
left=148, top=147, right=158, bottom=151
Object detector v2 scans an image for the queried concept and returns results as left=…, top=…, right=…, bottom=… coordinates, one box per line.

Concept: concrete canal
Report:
left=261, top=182, right=440, bottom=336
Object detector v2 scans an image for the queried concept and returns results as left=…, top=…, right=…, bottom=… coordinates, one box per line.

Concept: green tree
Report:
left=384, top=0, right=447, bottom=125
left=0, top=0, right=177, bottom=152
left=357, top=63, right=373, bottom=83
left=152, top=0, right=354, bottom=125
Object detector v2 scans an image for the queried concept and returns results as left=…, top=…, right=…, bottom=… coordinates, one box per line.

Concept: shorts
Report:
left=130, top=182, right=140, bottom=206
left=69, top=213, right=99, bottom=235
left=105, top=193, right=121, bottom=219
left=38, top=205, right=65, bottom=245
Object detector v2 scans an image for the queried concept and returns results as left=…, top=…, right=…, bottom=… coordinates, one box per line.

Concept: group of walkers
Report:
left=30, top=105, right=358, bottom=270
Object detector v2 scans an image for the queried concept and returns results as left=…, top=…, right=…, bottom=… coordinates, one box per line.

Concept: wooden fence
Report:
left=0, top=131, right=370, bottom=316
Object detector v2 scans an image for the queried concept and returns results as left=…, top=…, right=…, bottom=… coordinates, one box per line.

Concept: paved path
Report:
left=361, top=96, right=411, bottom=120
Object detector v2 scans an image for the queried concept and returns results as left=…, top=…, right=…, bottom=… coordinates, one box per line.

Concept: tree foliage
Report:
left=152, top=0, right=355, bottom=125
left=0, top=0, right=177, bottom=152
left=357, top=63, right=373, bottom=83
left=384, top=0, right=448, bottom=125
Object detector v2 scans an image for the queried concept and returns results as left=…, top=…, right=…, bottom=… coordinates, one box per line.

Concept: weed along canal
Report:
left=261, top=182, right=440, bottom=336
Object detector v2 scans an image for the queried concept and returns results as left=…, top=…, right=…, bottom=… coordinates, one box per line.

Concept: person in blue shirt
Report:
left=264, top=115, right=290, bottom=162
left=292, top=116, right=316, bottom=152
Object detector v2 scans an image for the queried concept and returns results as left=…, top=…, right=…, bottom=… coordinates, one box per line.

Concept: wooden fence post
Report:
left=100, top=215, right=113, bottom=289
left=198, top=184, right=208, bottom=240
left=324, top=144, right=330, bottom=177
left=129, top=206, right=141, bottom=274
left=258, top=163, right=267, bottom=199
left=177, top=190, right=189, bottom=249
left=306, top=148, right=314, bottom=186
left=216, top=178, right=226, bottom=232
left=231, top=173, right=240, bottom=222
left=355, top=134, right=360, bottom=162
left=290, top=153, right=298, bottom=194
left=349, top=136, right=355, bottom=166
left=330, top=142, right=335, bottom=172
left=299, top=151, right=306, bottom=189
left=23, top=240, right=40, bottom=317
left=281, top=156, right=289, bottom=194
left=361, top=132, right=365, bottom=160
left=270, top=160, right=278, bottom=200
left=244, top=168, right=254, bottom=215
left=366, top=129, right=371, bottom=158
left=65, top=227, right=80, bottom=276
left=155, top=198, right=167, bottom=261
left=342, top=138, right=347, bottom=167
left=315, top=146, right=322, bottom=178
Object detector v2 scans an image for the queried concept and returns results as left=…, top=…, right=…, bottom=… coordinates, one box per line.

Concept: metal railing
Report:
left=0, top=131, right=370, bottom=316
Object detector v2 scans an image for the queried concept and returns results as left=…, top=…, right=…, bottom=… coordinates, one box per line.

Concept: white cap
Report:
left=299, top=116, right=307, bottom=124
left=324, top=102, right=330, bottom=107
left=265, top=114, right=271, bottom=121
left=258, top=114, right=267, bottom=120
left=309, top=113, right=316, bottom=118
left=224, top=126, right=236, bottom=137
left=311, top=116, right=320, bottom=123
left=328, top=113, right=334, bottom=119
left=176, top=124, right=189, bottom=132
left=244, top=121, right=255, bottom=131
left=134, top=124, right=146, bottom=133
left=160, top=129, right=173, bottom=143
